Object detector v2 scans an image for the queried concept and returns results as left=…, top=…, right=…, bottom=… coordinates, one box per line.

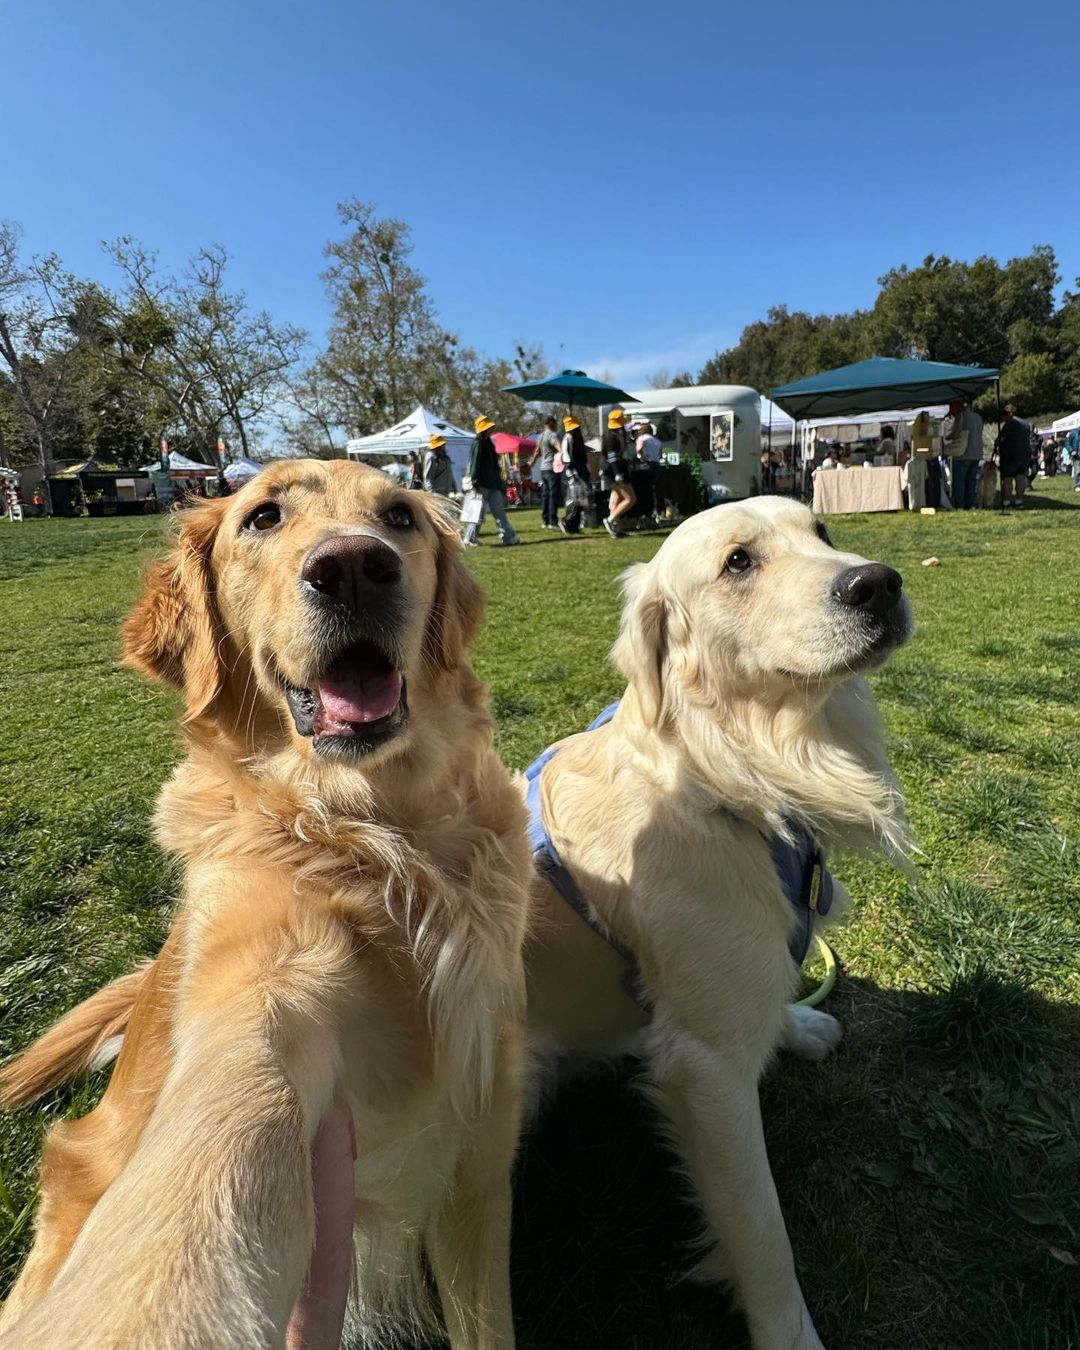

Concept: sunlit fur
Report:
left=526, top=498, right=912, bottom=1350
left=0, top=461, right=530, bottom=1350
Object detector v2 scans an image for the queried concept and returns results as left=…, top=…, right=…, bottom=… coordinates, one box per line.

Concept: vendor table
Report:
left=813, top=466, right=903, bottom=514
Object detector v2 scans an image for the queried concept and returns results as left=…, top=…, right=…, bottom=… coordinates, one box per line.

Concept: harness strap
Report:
left=525, top=701, right=834, bottom=1007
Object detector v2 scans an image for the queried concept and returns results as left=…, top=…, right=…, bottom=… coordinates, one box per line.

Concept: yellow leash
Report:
left=795, top=934, right=838, bottom=1008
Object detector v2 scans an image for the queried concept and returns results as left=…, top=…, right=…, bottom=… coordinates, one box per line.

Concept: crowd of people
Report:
left=809, top=400, right=1079, bottom=510
left=410, top=410, right=669, bottom=546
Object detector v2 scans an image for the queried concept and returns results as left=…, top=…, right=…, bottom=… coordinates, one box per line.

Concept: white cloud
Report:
left=578, top=330, right=735, bottom=390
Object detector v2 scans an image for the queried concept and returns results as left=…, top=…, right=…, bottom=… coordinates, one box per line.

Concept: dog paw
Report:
left=780, top=1005, right=842, bottom=1061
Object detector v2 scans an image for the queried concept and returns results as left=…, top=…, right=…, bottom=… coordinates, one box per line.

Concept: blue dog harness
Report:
left=524, top=702, right=834, bottom=1009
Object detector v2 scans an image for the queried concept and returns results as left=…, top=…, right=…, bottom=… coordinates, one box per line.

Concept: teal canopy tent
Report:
left=770, top=357, right=999, bottom=420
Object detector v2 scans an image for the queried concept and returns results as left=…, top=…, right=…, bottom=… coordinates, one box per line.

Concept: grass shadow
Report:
left=481, top=972, right=1079, bottom=1350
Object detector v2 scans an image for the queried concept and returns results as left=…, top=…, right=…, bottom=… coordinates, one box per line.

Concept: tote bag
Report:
left=460, top=490, right=485, bottom=525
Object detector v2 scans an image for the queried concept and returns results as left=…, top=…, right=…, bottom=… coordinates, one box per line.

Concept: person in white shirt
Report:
left=635, top=421, right=663, bottom=523
left=877, top=426, right=897, bottom=465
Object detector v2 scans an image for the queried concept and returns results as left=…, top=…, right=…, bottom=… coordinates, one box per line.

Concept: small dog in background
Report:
left=978, top=458, right=1001, bottom=509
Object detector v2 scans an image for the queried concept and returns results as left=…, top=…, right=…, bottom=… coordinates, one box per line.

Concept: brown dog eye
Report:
left=384, top=505, right=413, bottom=529
left=724, top=548, right=753, bottom=575
left=245, top=504, right=281, bottom=533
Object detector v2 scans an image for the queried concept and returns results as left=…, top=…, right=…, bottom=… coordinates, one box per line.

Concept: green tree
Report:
left=870, top=248, right=1059, bottom=372
left=997, top=352, right=1063, bottom=415
left=700, top=305, right=871, bottom=389
left=0, top=223, right=90, bottom=471
left=1055, top=281, right=1080, bottom=408
left=316, top=199, right=466, bottom=435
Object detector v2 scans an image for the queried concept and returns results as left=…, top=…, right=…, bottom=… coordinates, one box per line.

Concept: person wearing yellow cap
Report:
left=422, top=433, right=456, bottom=497
left=463, top=416, right=518, bottom=546
left=600, top=408, right=636, bottom=537
left=559, top=414, right=591, bottom=534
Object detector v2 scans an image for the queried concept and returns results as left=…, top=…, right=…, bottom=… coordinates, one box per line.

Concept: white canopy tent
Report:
left=1051, top=410, right=1080, bottom=434
left=347, top=406, right=473, bottom=484
left=798, top=406, right=948, bottom=466
left=223, top=456, right=265, bottom=484
left=137, top=451, right=220, bottom=474
left=759, top=397, right=796, bottom=444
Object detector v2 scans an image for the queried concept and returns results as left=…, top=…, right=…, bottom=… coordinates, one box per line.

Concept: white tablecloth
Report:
left=813, top=466, right=904, bottom=514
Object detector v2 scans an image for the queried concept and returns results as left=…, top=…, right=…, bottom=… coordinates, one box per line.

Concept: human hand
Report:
left=285, top=1098, right=356, bottom=1350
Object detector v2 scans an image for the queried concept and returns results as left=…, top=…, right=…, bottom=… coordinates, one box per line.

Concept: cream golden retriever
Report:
left=0, top=461, right=530, bottom=1349
left=526, top=497, right=913, bottom=1350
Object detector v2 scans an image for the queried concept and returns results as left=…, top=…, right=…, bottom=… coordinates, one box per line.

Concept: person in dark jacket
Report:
left=562, top=415, right=590, bottom=480
left=560, top=415, right=591, bottom=533
left=600, top=409, right=636, bottom=537
left=463, top=416, right=518, bottom=546
left=995, top=404, right=1031, bottom=509
left=422, top=434, right=456, bottom=496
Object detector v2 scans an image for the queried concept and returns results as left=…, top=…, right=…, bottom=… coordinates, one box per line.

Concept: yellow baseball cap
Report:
left=563, top=416, right=580, bottom=431
left=429, top=434, right=446, bottom=450
left=474, top=415, right=495, bottom=434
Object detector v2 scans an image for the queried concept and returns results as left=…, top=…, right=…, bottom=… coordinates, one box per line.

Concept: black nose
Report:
left=832, top=563, right=903, bottom=616
left=301, top=535, right=402, bottom=614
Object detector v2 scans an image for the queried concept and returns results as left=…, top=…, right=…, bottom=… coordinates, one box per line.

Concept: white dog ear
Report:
left=612, top=564, right=667, bottom=727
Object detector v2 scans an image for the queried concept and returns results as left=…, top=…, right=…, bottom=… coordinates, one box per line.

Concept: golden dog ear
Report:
left=421, top=498, right=485, bottom=671
left=123, top=502, right=228, bottom=721
left=612, top=563, right=667, bottom=727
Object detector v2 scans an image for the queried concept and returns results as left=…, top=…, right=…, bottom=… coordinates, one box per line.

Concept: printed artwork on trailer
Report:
left=710, top=411, right=734, bottom=461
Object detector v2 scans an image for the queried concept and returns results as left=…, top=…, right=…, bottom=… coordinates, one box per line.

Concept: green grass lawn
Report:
left=2, top=485, right=1079, bottom=1348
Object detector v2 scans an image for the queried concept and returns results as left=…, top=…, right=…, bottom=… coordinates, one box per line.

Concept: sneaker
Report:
left=500, top=536, right=520, bottom=547
left=603, top=517, right=617, bottom=536
left=462, top=538, right=479, bottom=548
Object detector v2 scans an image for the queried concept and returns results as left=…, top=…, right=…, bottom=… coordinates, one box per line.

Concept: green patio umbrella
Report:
left=500, top=369, right=640, bottom=413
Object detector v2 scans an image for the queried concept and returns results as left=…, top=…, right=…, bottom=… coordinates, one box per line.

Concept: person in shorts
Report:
left=995, top=404, right=1031, bottom=508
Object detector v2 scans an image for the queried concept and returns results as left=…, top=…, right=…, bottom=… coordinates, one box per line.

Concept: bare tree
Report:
left=281, top=363, right=345, bottom=458
left=317, top=199, right=469, bottom=434
left=0, top=222, right=84, bottom=477
left=103, top=238, right=306, bottom=461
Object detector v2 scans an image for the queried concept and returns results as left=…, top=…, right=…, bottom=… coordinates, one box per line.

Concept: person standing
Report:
left=944, top=398, right=984, bottom=511
left=531, top=416, right=562, bottom=530
left=463, top=415, right=518, bottom=547
left=635, top=420, right=663, bottom=521
left=1066, top=426, right=1080, bottom=491
left=908, top=411, right=936, bottom=509
left=560, top=415, right=591, bottom=534
left=422, top=434, right=456, bottom=497
left=877, top=425, right=897, bottom=464
left=601, top=409, right=636, bottom=537
left=995, top=404, right=1031, bottom=509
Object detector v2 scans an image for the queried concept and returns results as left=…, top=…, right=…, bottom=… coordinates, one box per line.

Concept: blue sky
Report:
left=5, top=0, right=1080, bottom=389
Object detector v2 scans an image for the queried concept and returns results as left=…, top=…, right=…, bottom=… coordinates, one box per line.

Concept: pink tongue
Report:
left=317, top=669, right=402, bottom=727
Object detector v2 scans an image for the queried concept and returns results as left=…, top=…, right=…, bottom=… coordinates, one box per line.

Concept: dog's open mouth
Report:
left=283, top=640, right=408, bottom=755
